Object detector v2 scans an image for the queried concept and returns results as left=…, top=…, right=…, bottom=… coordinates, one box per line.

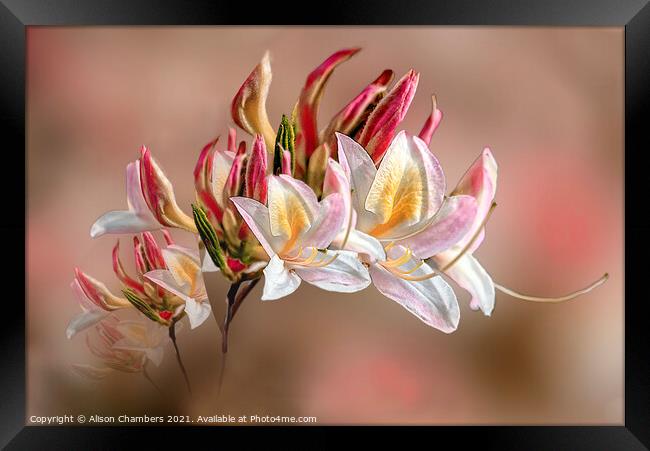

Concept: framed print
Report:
left=4, top=0, right=650, bottom=448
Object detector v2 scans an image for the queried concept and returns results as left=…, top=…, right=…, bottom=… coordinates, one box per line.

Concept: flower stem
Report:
left=142, top=364, right=164, bottom=396
left=217, top=278, right=260, bottom=397
left=169, top=321, right=192, bottom=395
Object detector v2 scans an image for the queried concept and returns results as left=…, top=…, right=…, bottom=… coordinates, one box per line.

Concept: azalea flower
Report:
left=144, top=245, right=211, bottom=329
left=72, top=316, right=148, bottom=378
left=72, top=316, right=168, bottom=396
left=192, top=133, right=269, bottom=280
left=230, top=174, right=371, bottom=301
left=325, top=132, right=477, bottom=332
left=90, top=146, right=197, bottom=238
left=111, top=319, right=170, bottom=368
left=67, top=267, right=131, bottom=339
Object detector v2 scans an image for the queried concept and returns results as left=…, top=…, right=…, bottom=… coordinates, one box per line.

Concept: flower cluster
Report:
left=68, top=48, right=607, bottom=389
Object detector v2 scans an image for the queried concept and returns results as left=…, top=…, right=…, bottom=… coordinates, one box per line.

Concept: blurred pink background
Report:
left=27, top=27, right=623, bottom=424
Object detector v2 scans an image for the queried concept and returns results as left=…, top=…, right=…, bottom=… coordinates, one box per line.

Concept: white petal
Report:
left=161, top=247, right=202, bottom=293
left=144, top=269, right=191, bottom=299
left=331, top=228, right=386, bottom=263
left=261, top=254, right=301, bottom=300
left=90, top=160, right=160, bottom=238
left=369, top=249, right=460, bottom=333
left=126, top=160, right=158, bottom=221
left=145, top=346, right=165, bottom=367
left=184, top=297, right=212, bottom=329
left=437, top=254, right=495, bottom=316
left=364, top=132, right=446, bottom=239
left=66, top=310, right=109, bottom=339
left=231, top=196, right=284, bottom=256
left=201, top=254, right=220, bottom=272
left=293, top=250, right=371, bottom=293
left=90, top=211, right=160, bottom=238
left=212, top=150, right=236, bottom=207
left=71, top=364, right=113, bottom=380
left=166, top=244, right=200, bottom=261
left=336, top=132, right=379, bottom=231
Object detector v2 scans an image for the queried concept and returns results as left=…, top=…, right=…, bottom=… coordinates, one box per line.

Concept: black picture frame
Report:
left=5, top=0, right=649, bottom=448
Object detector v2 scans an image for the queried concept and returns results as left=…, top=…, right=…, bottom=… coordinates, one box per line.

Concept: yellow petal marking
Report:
left=167, top=252, right=200, bottom=295
left=366, top=147, right=427, bottom=238
left=268, top=182, right=313, bottom=254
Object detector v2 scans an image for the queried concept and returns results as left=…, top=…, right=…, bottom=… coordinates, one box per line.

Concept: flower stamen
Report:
left=339, top=197, right=355, bottom=250
left=307, top=253, right=339, bottom=268
left=494, top=273, right=609, bottom=303
left=383, top=247, right=412, bottom=268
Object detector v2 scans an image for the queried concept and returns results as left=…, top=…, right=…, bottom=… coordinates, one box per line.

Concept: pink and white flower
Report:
left=90, top=146, right=196, bottom=238
left=231, top=175, right=371, bottom=300
left=329, top=132, right=480, bottom=332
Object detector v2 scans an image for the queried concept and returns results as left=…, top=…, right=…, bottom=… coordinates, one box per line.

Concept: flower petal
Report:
left=418, top=95, right=443, bottom=146
left=90, top=211, right=160, bottom=239
left=301, top=193, right=345, bottom=249
left=332, top=228, right=386, bottom=263
left=144, top=269, right=190, bottom=300
left=451, top=147, right=498, bottom=250
left=212, top=149, right=236, bottom=208
left=183, top=297, right=212, bottom=329
left=74, top=268, right=130, bottom=310
left=66, top=310, right=109, bottom=339
left=335, top=132, right=379, bottom=231
left=397, top=195, right=477, bottom=259
left=370, top=246, right=460, bottom=332
left=266, top=175, right=319, bottom=248
left=231, top=196, right=283, bottom=257
left=365, top=132, right=446, bottom=239
left=436, top=254, right=495, bottom=316
left=231, top=52, right=276, bottom=149
left=295, top=48, right=360, bottom=161
left=160, top=247, right=202, bottom=295
left=140, top=147, right=197, bottom=233
left=261, top=254, right=301, bottom=301
left=126, top=160, right=158, bottom=220
left=201, top=254, right=220, bottom=273
left=71, top=364, right=113, bottom=379
left=293, top=250, right=371, bottom=293
left=245, top=135, right=269, bottom=203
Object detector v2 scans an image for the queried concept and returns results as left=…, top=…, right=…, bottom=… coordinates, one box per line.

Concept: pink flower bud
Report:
left=358, top=70, right=419, bottom=164
left=231, top=52, right=275, bottom=150
left=245, top=135, right=268, bottom=203
left=418, top=95, right=443, bottom=146
left=140, top=146, right=197, bottom=233
left=295, top=48, right=360, bottom=170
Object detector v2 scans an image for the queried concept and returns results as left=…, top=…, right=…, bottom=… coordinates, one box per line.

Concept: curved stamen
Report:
left=384, top=241, right=396, bottom=252
left=339, top=198, right=355, bottom=250
left=396, top=270, right=439, bottom=282
left=383, top=247, right=412, bottom=268
left=393, top=259, right=424, bottom=275
left=307, top=253, right=339, bottom=268
left=494, top=273, right=609, bottom=303
left=299, top=247, right=320, bottom=266
left=383, top=263, right=438, bottom=282
left=440, top=202, right=497, bottom=272
left=284, top=246, right=306, bottom=262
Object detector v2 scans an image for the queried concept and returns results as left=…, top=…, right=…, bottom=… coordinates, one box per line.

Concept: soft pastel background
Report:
left=27, top=27, right=623, bottom=424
